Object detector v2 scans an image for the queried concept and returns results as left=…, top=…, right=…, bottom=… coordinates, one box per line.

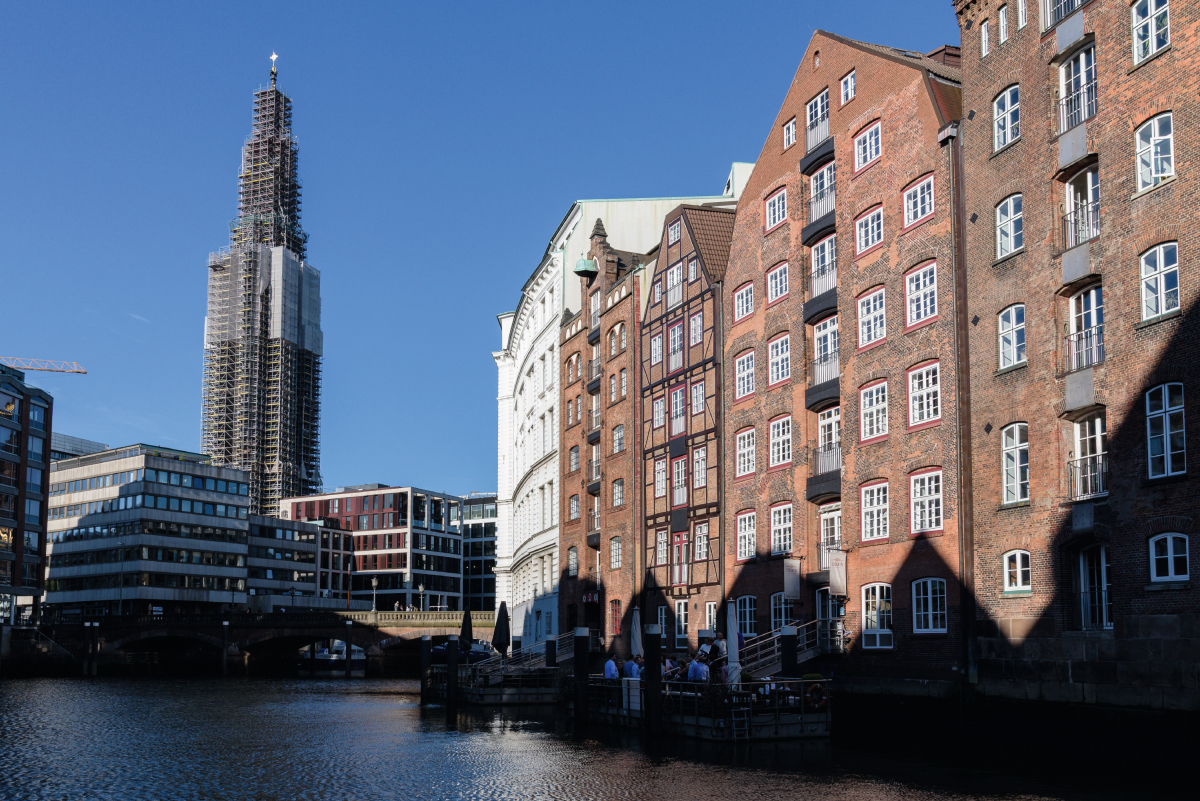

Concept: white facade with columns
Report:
left=493, top=165, right=753, bottom=646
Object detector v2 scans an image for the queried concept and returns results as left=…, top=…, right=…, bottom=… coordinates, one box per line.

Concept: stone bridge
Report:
left=43, top=610, right=495, bottom=659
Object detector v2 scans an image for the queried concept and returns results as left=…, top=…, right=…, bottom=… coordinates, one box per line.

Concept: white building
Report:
left=492, top=164, right=752, bottom=647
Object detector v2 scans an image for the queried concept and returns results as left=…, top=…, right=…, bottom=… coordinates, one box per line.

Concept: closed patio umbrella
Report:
left=630, top=608, right=643, bottom=657
left=725, top=603, right=741, bottom=685
left=460, top=609, right=473, bottom=649
left=492, top=601, right=511, bottom=659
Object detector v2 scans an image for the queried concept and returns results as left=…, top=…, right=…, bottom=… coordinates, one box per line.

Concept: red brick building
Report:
left=955, top=0, right=1200, bottom=711
left=723, top=32, right=966, bottom=683
left=558, top=221, right=644, bottom=654
left=641, top=206, right=734, bottom=654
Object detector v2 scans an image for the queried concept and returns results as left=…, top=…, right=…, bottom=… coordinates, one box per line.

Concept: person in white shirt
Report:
left=604, top=656, right=619, bottom=679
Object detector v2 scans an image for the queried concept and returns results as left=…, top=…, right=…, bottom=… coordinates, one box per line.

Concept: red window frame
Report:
left=671, top=455, right=688, bottom=509
left=858, top=379, right=889, bottom=446
left=672, top=531, right=691, bottom=585
left=906, top=359, right=942, bottom=432
left=854, top=204, right=885, bottom=259
left=669, top=384, right=687, bottom=437
left=766, top=261, right=789, bottom=305
left=900, top=173, right=936, bottom=232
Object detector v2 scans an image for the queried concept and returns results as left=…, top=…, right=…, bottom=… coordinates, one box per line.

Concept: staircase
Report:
left=737, top=620, right=823, bottom=677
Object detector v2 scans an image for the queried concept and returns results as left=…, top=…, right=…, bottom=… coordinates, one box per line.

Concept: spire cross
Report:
left=270, top=52, right=278, bottom=86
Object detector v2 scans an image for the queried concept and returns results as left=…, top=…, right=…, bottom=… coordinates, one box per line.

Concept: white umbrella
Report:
left=630, top=608, right=643, bottom=657
left=725, top=603, right=741, bottom=685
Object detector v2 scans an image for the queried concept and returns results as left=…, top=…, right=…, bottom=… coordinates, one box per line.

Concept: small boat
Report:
left=298, top=640, right=366, bottom=673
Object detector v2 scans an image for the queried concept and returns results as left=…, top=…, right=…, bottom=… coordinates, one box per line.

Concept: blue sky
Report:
left=2, top=1, right=960, bottom=495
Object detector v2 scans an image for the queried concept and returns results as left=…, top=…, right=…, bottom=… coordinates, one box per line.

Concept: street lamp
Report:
left=371, top=576, right=378, bottom=612
left=116, top=540, right=123, bottom=616
left=418, top=582, right=425, bottom=612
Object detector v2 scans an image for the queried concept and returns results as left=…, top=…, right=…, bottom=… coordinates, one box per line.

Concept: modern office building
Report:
left=496, top=167, right=751, bottom=648
left=202, top=59, right=323, bottom=516
left=49, top=434, right=107, bottom=463
left=461, top=493, right=497, bottom=611
left=954, top=0, right=1200, bottom=710
left=559, top=220, right=646, bottom=653
left=0, top=365, right=53, bottom=620
left=283, top=485, right=463, bottom=611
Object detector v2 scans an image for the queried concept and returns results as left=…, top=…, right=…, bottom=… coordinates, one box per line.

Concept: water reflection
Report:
left=0, top=678, right=1172, bottom=800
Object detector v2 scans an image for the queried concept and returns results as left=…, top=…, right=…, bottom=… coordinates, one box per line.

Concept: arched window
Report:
left=998, top=305, right=1026, bottom=368
left=993, top=85, right=1020, bottom=150
left=1068, top=284, right=1104, bottom=370
left=609, top=330, right=617, bottom=356
left=620, top=323, right=626, bottom=350
left=610, top=536, right=622, bottom=569
left=567, top=546, right=578, bottom=577
left=1140, top=242, right=1179, bottom=321
left=862, top=583, right=893, bottom=648
left=569, top=494, right=579, bottom=521
left=1003, top=549, right=1031, bottom=591
left=1150, top=533, right=1188, bottom=581
left=612, top=478, right=624, bottom=508
left=1146, top=383, right=1185, bottom=477
left=770, top=592, right=793, bottom=632
left=1002, top=423, right=1029, bottom=503
left=1136, top=113, right=1174, bottom=191
left=569, top=446, right=579, bottom=473
left=612, top=424, right=625, bottom=454
left=996, top=194, right=1023, bottom=258
left=912, top=578, right=947, bottom=633
left=736, top=595, right=757, bottom=636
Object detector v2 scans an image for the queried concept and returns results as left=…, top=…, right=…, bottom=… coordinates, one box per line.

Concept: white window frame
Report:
left=854, top=122, right=881, bottom=171
left=771, top=504, right=793, bottom=555
left=1140, top=242, right=1179, bottom=321
left=981, top=18, right=990, bottom=56
left=767, top=262, right=789, bottom=302
left=904, top=177, right=935, bottom=227
left=1132, top=0, right=1170, bottom=65
left=1018, top=0, right=1027, bottom=28
left=735, top=351, right=755, bottom=398
left=650, top=334, right=662, bottom=365
left=656, top=530, right=668, bottom=566
left=693, top=446, right=707, bottom=488
left=998, top=304, right=1026, bottom=368
left=654, top=459, right=666, bottom=498
left=910, top=471, right=944, bottom=533
left=689, top=311, right=703, bottom=346
left=996, top=194, right=1024, bottom=258
left=688, top=257, right=698, bottom=283
left=621, top=368, right=627, bottom=397
left=858, top=288, right=886, bottom=346
left=736, top=429, right=755, bottom=477
left=908, top=363, right=941, bottom=426
left=783, top=117, right=797, bottom=149
left=736, top=595, right=757, bottom=636
left=856, top=207, right=883, bottom=254
left=1137, top=113, right=1174, bottom=191
left=668, top=218, right=681, bottom=245
left=672, top=457, right=688, bottom=508
left=860, top=382, right=888, bottom=441
left=613, top=424, right=625, bottom=454
left=1146, top=383, right=1186, bottom=478
left=862, top=583, right=893, bottom=648
left=912, top=578, right=948, bottom=633
left=668, top=322, right=684, bottom=373
left=840, top=70, right=855, bottom=104
left=610, top=536, right=622, bottom=569
left=770, top=416, right=792, bottom=467
left=694, top=522, right=709, bottom=560
left=653, top=397, right=665, bottom=429
left=861, top=482, right=889, bottom=541
left=1149, top=532, right=1188, bottom=582
left=734, top=284, right=754, bottom=321
left=691, top=381, right=705, bottom=415
left=675, top=599, right=688, bottom=639
left=1002, top=423, right=1030, bottom=503
left=737, top=512, right=756, bottom=560
left=1004, top=549, right=1031, bottom=591
left=765, top=189, right=787, bottom=230
left=768, top=335, right=791, bottom=385
left=906, top=263, right=937, bottom=326
left=998, top=4, right=1009, bottom=42
left=993, top=85, right=1020, bottom=150
left=812, top=234, right=836, bottom=276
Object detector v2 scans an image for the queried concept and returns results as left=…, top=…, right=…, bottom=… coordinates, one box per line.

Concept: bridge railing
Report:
left=38, top=610, right=497, bottom=629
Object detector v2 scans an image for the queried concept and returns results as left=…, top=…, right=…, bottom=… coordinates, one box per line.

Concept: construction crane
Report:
left=0, top=358, right=87, bottom=374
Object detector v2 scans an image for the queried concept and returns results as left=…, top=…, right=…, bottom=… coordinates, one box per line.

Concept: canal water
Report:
left=0, top=678, right=1176, bottom=800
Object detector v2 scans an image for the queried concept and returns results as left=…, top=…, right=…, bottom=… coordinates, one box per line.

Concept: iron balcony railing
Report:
left=813, top=443, right=842, bottom=476
left=587, top=459, right=601, bottom=482
left=808, top=182, right=836, bottom=222
left=1063, top=199, right=1100, bottom=250
left=667, top=281, right=683, bottom=309
left=1068, top=454, right=1108, bottom=500
left=810, top=262, right=837, bottom=299
left=587, top=358, right=602, bottom=382
left=1059, top=79, right=1098, bottom=133
left=590, top=308, right=599, bottom=329
left=1077, top=589, right=1113, bottom=631
left=587, top=409, right=602, bottom=432
left=670, top=411, right=685, bottom=437
left=818, top=541, right=841, bottom=571
left=1048, top=0, right=1085, bottom=29
left=806, top=113, right=830, bottom=152
left=587, top=510, right=600, bottom=533
left=810, top=351, right=839, bottom=386
left=668, top=348, right=682, bottom=374
left=1065, top=324, right=1104, bottom=372
left=672, top=482, right=687, bottom=508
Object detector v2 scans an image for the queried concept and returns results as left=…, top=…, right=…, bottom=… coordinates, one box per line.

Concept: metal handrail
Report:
left=587, top=359, right=602, bottom=382
left=1065, top=324, right=1104, bottom=372
left=810, top=262, right=837, bottom=299
left=808, top=182, right=835, bottom=222
left=1059, top=79, right=1098, bottom=133
left=587, top=409, right=602, bottom=432
left=587, top=510, right=600, bottom=533
left=587, top=459, right=601, bottom=482
left=1062, top=200, right=1099, bottom=249
left=1068, top=454, right=1108, bottom=500
left=813, top=444, right=842, bottom=476
left=809, top=352, right=839, bottom=387
left=806, top=113, right=829, bottom=152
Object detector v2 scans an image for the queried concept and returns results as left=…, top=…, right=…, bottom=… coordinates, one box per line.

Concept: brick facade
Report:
left=955, top=0, right=1200, bottom=710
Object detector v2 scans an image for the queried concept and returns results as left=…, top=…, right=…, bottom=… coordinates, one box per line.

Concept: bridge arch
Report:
left=104, top=629, right=225, bottom=653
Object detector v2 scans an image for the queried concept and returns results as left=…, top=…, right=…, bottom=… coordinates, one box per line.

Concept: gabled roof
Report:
left=823, top=31, right=962, bottom=84
left=681, top=206, right=736, bottom=284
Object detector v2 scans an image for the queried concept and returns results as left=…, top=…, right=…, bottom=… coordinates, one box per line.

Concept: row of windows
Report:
left=51, top=494, right=249, bottom=522
left=50, top=469, right=249, bottom=498
left=980, top=0, right=1168, bottom=67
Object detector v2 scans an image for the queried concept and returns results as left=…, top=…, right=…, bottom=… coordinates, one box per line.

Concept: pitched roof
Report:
left=681, top=206, right=736, bottom=284
left=818, top=31, right=962, bottom=84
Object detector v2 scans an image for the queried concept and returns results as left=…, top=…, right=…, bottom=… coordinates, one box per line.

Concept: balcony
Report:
left=587, top=359, right=602, bottom=382
left=1062, top=200, right=1099, bottom=251
left=809, top=352, right=839, bottom=387
left=1065, top=324, right=1104, bottom=372
left=813, top=443, right=842, bottom=476
left=1068, top=454, right=1108, bottom=500
left=806, top=443, right=841, bottom=502
left=587, top=510, right=600, bottom=535
left=586, top=409, right=602, bottom=445
left=668, top=348, right=682, bottom=374
left=806, top=113, right=829, bottom=152
left=805, top=352, right=840, bottom=411
left=818, top=540, right=842, bottom=571
left=808, top=182, right=835, bottom=224
left=672, top=483, right=687, bottom=508
left=810, top=262, right=837, bottom=299
left=667, top=281, right=682, bottom=310
left=1048, top=0, right=1085, bottom=29
left=587, top=459, right=602, bottom=483
left=1059, top=80, right=1097, bottom=134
